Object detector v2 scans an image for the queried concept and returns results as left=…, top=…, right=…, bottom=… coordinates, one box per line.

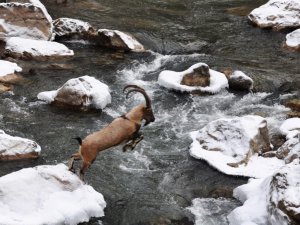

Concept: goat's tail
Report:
left=73, top=137, right=82, bottom=145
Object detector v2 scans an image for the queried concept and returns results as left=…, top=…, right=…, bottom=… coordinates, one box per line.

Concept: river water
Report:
left=0, top=0, right=299, bottom=224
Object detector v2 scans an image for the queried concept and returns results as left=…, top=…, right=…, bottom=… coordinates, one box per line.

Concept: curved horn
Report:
left=125, top=88, right=151, bottom=108
left=123, top=84, right=144, bottom=93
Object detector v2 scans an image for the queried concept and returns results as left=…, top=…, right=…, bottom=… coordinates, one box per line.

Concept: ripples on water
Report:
left=0, top=0, right=299, bottom=224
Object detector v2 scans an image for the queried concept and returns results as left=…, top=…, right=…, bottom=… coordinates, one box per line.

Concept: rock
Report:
left=285, top=98, right=300, bottom=118
left=284, top=29, right=300, bottom=51
left=276, top=118, right=300, bottom=163
left=0, top=83, right=12, bottom=93
left=0, top=130, right=41, bottom=160
left=95, top=29, right=145, bottom=52
left=226, top=6, right=254, bottom=16
left=37, top=75, right=111, bottom=110
left=189, top=115, right=285, bottom=178
left=226, top=70, right=253, bottom=92
left=52, top=17, right=95, bottom=41
left=248, top=0, right=300, bottom=31
left=0, top=59, right=22, bottom=77
left=4, top=37, right=74, bottom=60
left=228, top=160, right=300, bottom=225
left=158, top=63, right=228, bottom=94
left=0, top=164, right=106, bottom=225
left=0, top=2, right=53, bottom=41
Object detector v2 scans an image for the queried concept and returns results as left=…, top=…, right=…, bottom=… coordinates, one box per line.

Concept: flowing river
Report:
left=0, top=0, right=299, bottom=224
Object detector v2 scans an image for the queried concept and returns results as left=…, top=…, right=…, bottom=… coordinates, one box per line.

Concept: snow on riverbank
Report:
left=0, top=164, right=106, bottom=225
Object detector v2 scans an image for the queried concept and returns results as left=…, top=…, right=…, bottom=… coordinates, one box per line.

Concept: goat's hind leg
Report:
left=123, top=132, right=144, bottom=152
left=80, top=161, right=91, bottom=181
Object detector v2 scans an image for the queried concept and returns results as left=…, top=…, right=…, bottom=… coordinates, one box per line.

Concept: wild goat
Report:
left=68, top=85, right=155, bottom=180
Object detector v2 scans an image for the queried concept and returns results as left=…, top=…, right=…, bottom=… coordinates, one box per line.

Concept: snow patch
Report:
left=0, top=60, right=22, bottom=77
left=286, top=29, right=300, bottom=48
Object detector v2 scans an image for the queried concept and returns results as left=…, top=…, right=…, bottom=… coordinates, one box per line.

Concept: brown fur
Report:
left=68, top=86, right=155, bottom=180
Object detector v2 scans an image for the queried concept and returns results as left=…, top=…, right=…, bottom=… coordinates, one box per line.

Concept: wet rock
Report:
left=0, top=164, right=106, bottom=224
left=4, top=37, right=74, bottom=61
left=284, top=29, right=300, bottom=51
left=0, top=2, right=52, bottom=41
left=248, top=0, right=300, bottom=31
left=52, top=17, right=95, bottom=41
left=158, top=63, right=228, bottom=95
left=95, top=29, right=145, bottom=52
left=226, top=6, right=253, bottom=16
left=224, top=69, right=253, bottom=92
left=285, top=99, right=300, bottom=118
left=228, top=160, right=300, bottom=225
left=37, top=75, right=111, bottom=110
left=0, top=129, right=41, bottom=160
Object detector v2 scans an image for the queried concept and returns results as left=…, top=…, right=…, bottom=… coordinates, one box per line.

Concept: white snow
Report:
left=230, top=70, right=253, bottom=89
left=0, top=130, right=41, bottom=157
left=37, top=75, right=111, bottom=109
left=280, top=117, right=300, bottom=139
left=98, top=29, right=145, bottom=51
left=0, top=164, right=106, bottom=225
left=286, top=29, right=300, bottom=48
left=5, top=37, right=74, bottom=57
left=157, top=63, right=228, bottom=94
left=29, top=0, right=53, bottom=23
left=228, top=160, right=300, bottom=225
left=248, top=0, right=300, bottom=30
left=189, top=115, right=285, bottom=178
left=0, top=60, right=22, bottom=77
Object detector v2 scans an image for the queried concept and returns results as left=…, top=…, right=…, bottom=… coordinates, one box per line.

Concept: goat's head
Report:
left=123, top=85, right=155, bottom=126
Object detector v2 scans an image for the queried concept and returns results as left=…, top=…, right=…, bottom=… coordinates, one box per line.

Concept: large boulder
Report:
left=228, top=160, right=300, bottom=225
left=4, top=37, right=74, bottom=60
left=189, top=115, right=284, bottom=178
left=0, top=130, right=41, bottom=160
left=37, top=75, right=111, bottom=110
left=284, top=29, right=300, bottom=51
left=158, top=63, right=228, bottom=94
left=248, top=0, right=300, bottom=31
left=0, top=1, right=53, bottom=40
left=0, top=164, right=106, bottom=225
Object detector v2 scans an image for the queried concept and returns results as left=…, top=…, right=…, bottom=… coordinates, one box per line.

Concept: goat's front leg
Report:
left=123, top=132, right=144, bottom=152
left=68, top=152, right=81, bottom=172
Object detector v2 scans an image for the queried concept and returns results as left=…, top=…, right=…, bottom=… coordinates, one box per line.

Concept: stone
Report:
left=37, top=75, right=111, bottom=110
left=248, top=0, right=300, bottom=31
left=180, top=63, right=210, bottom=87
left=284, top=29, right=300, bottom=51
left=0, top=129, right=41, bottom=160
left=0, top=2, right=52, bottom=40
left=227, top=70, right=253, bottom=91
left=0, top=83, right=12, bottom=93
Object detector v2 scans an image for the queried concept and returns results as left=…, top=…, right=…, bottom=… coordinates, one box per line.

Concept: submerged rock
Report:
left=0, top=164, right=106, bottom=225
left=189, top=115, right=284, bottom=178
left=248, top=0, right=300, bottom=31
left=4, top=37, right=74, bottom=60
left=0, top=2, right=53, bottom=40
left=158, top=63, right=228, bottom=94
left=37, top=75, right=111, bottom=110
left=0, top=130, right=41, bottom=160
left=228, top=160, right=300, bottom=225
left=284, top=29, right=300, bottom=51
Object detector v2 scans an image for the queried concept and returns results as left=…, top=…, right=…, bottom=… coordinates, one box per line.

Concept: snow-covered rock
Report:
left=4, top=37, right=74, bottom=60
left=228, top=160, right=300, bottom=225
left=0, top=60, right=22, bottom=77
left=285, top=29, right=300, bottom=51
left=227, top=70, right=253, bottom=92
left=38, top=75, right=111, bottom=110
left=0, top=130, right=41, bottom=160
left=158, top=63, right=228, bottom=94
left=0, top=164, right=106, bottom=225
left=276, top=118, right=300, bottom=163
left=189, top=115, right=285, bottom=178
left=53, top=17, right=95, bottom=40
left=0, top=2, right=52, bottom=41
left=248, top=0, right=300, bottom=31
left=96, top=29, right=145, bottom=52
